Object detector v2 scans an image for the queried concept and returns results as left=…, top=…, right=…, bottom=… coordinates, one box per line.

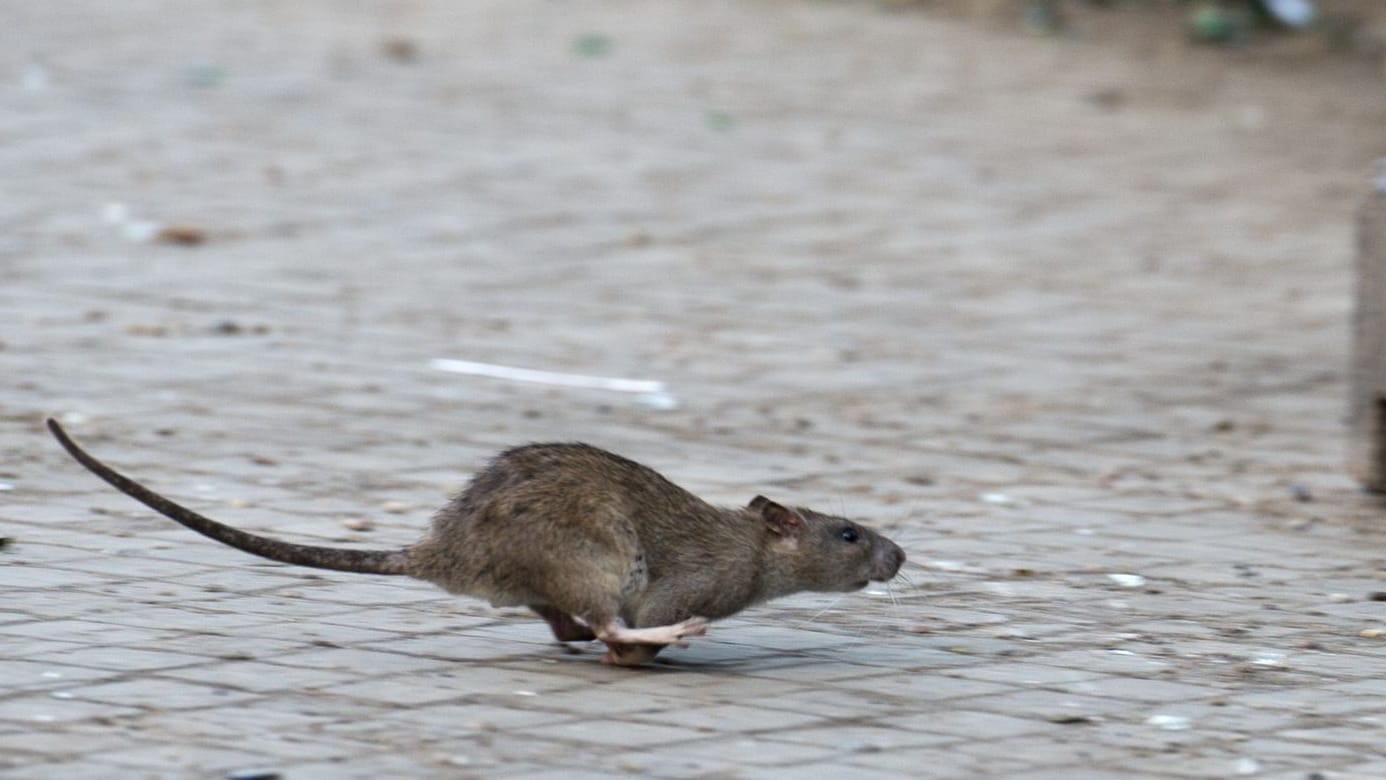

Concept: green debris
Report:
left=704, top=110, right=735, bottom=132
left=573, top=33, right=612, bottom=59
left=1189, top=1, right=1250, bottom=44
left=1023, top=0, right=1065, bottom=36
left=186, top=64, right=226, bottom=88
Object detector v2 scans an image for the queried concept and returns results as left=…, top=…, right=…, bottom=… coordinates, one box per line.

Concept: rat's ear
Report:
left=751, top=496, right=803, bottom=539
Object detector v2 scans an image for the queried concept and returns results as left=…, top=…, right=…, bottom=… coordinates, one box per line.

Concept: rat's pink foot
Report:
left=592, top=617, right=708, bottom=664
left=594, top=616, right=708, bottom=647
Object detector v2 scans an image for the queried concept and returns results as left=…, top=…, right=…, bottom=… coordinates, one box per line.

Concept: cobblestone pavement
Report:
left=5, top=1, right=1386, bottom=777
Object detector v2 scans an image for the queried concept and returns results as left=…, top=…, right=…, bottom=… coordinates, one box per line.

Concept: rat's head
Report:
left=748, top=495, right=905, bottom=594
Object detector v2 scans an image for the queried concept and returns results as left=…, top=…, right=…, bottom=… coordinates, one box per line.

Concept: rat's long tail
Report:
left=48, top=419, right=411, bottom=576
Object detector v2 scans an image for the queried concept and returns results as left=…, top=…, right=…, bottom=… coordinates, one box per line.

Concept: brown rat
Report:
left=47, top=418, right=905, bottom=665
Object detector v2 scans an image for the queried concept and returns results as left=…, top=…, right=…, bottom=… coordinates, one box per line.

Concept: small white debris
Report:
left=513, top=690, right=537, bottom=697
left=1262, top=0, right=1315, bottom=28
left=40, top=672, right=63, bottom=679
left=0, top=482, right=13, bottom=492
left=1251, top=652, right=1287, bottom=668
left=1236, top=756, right=1260, bottom=775
left=980, top=492, right=1023, bottom=506
left=381, top=501, right=410, bottom=514
left=1146, top=714, right=1191, bottom=731
left=1328, top=593, right=1352, bottom=603
left=1107, top=574, right=1146, bottom=588
left=121, top=220, right=161, bottom=243
left=927, top=560, right=987, bottom=574
left=102, top=203, right=130, bottom=225
left=342, top=518, right=374, bottom=532
left=50, top=691, right=74, bottom=700
left=636, top=391, right=680, bottom=411
left=21, top=58, right=48, bottom=92
left=100, top=202, right=167, bottom=243
left=430, top=358, right=665, bottom=394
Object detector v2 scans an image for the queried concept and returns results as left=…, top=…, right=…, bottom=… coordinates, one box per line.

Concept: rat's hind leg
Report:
left=530, top=604, right=596, bottom=642
left=599, top=596, right=711, bottom=665
left=591, top=616, right=709, bottom=666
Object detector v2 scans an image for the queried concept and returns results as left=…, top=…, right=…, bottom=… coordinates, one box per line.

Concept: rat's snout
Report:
left=871, top=539, right=905, bottom=581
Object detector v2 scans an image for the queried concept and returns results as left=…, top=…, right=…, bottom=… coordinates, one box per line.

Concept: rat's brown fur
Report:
left=49, top=419, right=904, bottom=665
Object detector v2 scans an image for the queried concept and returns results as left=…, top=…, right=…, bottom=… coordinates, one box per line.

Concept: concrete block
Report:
left=1351, top=181, right=1386, bottom=490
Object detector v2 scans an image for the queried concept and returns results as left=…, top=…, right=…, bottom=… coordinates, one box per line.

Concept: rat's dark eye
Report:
left=840, top=527, right=859, bottom=544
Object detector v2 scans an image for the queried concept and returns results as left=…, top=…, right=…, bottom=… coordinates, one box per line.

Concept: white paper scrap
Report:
left=430, top=358, right=666, bottom=394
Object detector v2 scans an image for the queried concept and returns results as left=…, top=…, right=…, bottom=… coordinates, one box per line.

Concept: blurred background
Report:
left=2, top=0, right=1384, bottom=508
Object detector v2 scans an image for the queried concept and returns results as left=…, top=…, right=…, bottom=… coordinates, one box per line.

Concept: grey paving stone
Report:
left=62, top=676, right=258, bottom=710
left=0, top=618, right=169, bottom=646
left=0, top=566, right=119, bottom=589
left=962, top=688, right=1148, bottom=720
left=999, top=768, right=1160, bottom=780
left=523, top=718, right=706, bottom=748
left=98, top=743, right=282, bottom=774
left=949, top=663, right=1112, bottom=687
left=951, top=734, right=1132, bottom=768
left=35, top=645, right=211, bottom=673
left=650, top=736, right=841, bottom=768
left=1, top=759, right=179, bottom=780
left=748, top=763, right=929, bottom=779
left=0, top=727, right=142, bottom=759
left=0, top=694, right=143, bottom=726
left=0, top=658, right=125, bottom=691
left=499, top=767, right=645, bottom=780
left=1317, top=761, right=1386, bottom=780
left=1053, top=676, right=1224, bottom=703
left=890, top=709, right=1054, bottom=740
left=842, top=745, right=1015, bottom=776
left=157, top=659, right=365, bottom=693
left=829, top=672, right=1016, bottom=703
left=627, top=702, right=828, bottom=734
left=265, top=646, right=461, bottom=675
left=0, top=636, right=91, bottom=661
